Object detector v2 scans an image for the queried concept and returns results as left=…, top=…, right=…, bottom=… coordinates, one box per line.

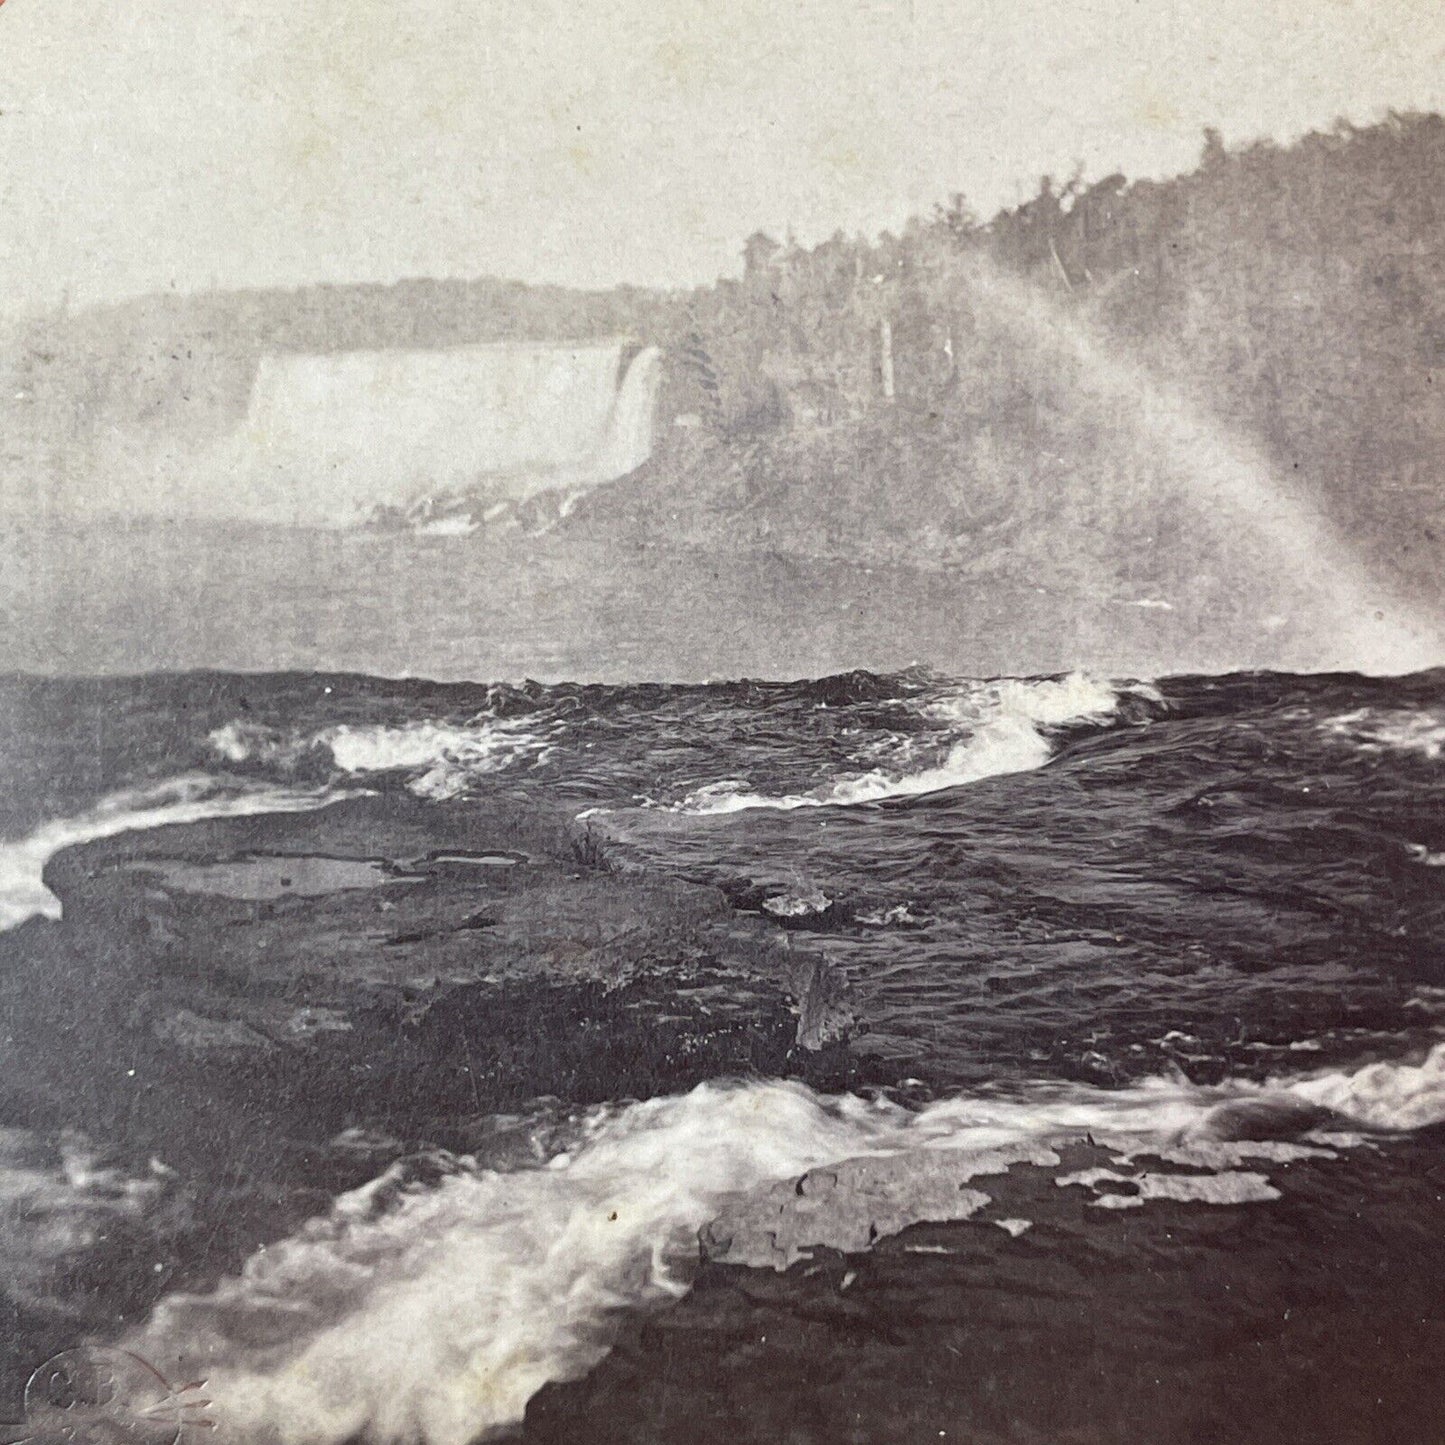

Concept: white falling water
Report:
left=595, top=345, right=664, bottom=482
left=221, top=341, right=662, bottom=527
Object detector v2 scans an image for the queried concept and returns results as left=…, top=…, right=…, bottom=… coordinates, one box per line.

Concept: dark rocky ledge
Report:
left=0, top=793, right=856, bottom=1398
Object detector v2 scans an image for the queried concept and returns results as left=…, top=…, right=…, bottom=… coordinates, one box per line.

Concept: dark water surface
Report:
left=1, top=663, right=1443, bottom=1442
left=0, top=516, right=1336, bottom=681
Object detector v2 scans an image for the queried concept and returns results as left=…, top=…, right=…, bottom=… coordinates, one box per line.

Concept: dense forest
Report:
left=598, top=112, right=1445, bottom=620
left=3, top=113, right=1443, bottom=623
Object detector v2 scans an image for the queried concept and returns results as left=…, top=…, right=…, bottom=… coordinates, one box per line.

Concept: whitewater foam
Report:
left=1323, top=706, right=1445, bottom=761
left=209, top=715, right=552, bottom=800
left=130, top=1084, right=902, bottom=1445
left=322, top=719, right=551, bottom=799
left=0, top=775, right=345, bottom=932
left=1288, top=1043, right=1445, bottom=1130
left=678, top=673, right=1142, bottom=814
left=121, top=1042, right=1445, bottom=1444
left=1056, top=1166, right=1281, bottom=1209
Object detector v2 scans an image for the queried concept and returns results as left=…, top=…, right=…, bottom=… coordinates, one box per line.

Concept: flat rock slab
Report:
left=11, top=795, right=855, bottom=1135
left=0, top=791, right=859, bottom=1391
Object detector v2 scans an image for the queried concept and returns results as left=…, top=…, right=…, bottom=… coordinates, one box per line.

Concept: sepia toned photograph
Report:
left=1, top=1, right=1444, bottom=1440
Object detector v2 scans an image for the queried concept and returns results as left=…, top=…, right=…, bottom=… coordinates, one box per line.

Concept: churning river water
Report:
left=1, top=663, right=1444, bottom=1443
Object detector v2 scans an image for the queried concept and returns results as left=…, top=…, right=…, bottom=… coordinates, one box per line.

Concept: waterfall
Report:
left=222, top=340, right=662, bottom=527
left=592, top=345, right=664, bottom=485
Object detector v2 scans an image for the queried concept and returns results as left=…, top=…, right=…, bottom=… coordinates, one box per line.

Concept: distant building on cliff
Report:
left=742, top=232, right=784, bottom=280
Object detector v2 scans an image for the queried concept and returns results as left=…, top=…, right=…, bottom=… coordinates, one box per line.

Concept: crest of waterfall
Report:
left=216, top=341, right=662, bottom=527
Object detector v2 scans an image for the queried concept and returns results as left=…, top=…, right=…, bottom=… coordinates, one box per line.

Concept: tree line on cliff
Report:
left=3, top=113, right=1442, bottom=615
left=615, top=112, right=1444, bottom=613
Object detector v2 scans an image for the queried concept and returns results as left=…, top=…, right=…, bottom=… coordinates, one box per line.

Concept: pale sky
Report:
left=2, top=0, right=1443, bottom=311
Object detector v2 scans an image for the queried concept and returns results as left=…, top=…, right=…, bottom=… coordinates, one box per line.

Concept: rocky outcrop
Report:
left=17, top=793, right=854, bottom=1139
left=0, top=791, right=857, bottom=1398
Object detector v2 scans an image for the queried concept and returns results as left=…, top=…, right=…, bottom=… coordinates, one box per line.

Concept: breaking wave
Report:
left=0, top=1127, right=185, bottom=1313
left=0, top=775, right=344, bottom=932
left=209, top=716, right=553, bottom=800
left=126, top=1041, right=1445, bottom=1445
left=678, top=673, right=1153, bottom=813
